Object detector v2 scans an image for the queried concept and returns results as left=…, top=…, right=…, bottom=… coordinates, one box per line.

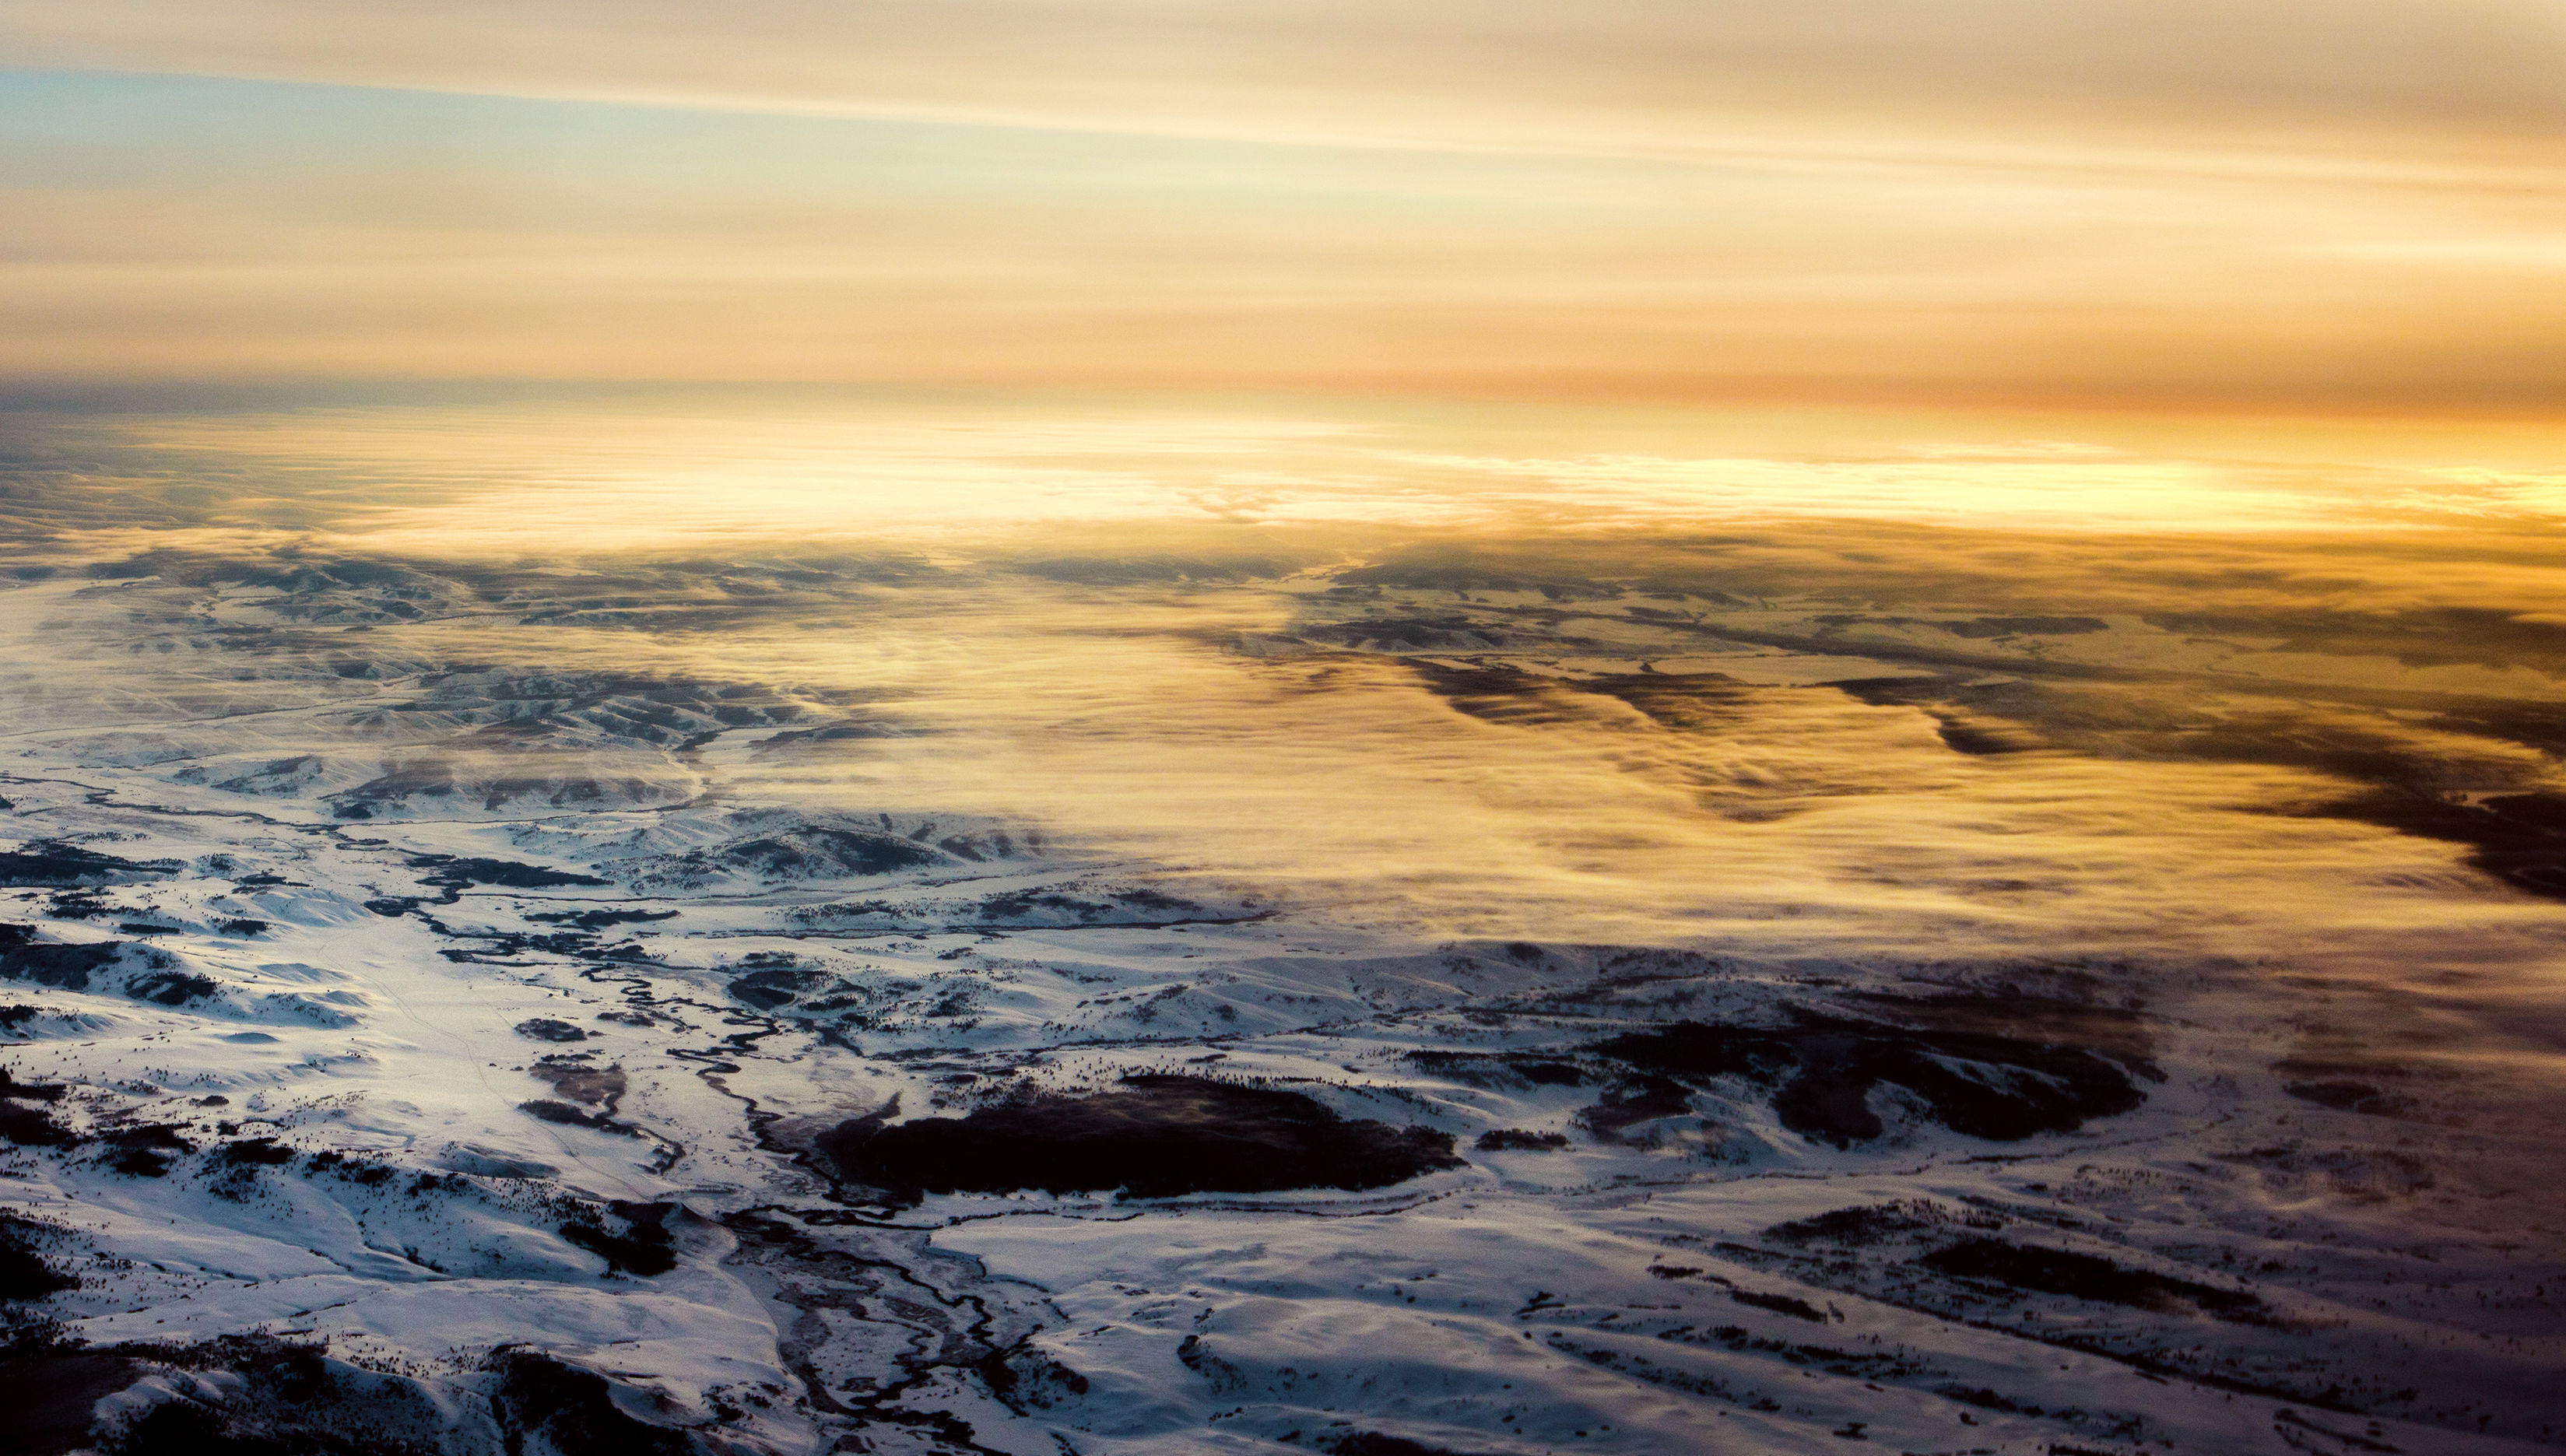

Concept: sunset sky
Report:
left=4, top=0, right=2562, bottom=412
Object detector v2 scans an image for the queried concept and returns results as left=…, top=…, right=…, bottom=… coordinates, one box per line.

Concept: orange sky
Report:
left=2, top=1, right=2561, bottom=412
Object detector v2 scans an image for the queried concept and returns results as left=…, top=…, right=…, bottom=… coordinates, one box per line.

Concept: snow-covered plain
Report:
left=2, top=543, right=2563, bottom=1456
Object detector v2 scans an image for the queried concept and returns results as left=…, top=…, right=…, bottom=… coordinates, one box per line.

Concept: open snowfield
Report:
left=2, top=505, right=2562, bottom=1456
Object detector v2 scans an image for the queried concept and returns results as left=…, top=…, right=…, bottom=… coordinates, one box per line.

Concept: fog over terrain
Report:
left=0, top=388, right=2559, bottom=1454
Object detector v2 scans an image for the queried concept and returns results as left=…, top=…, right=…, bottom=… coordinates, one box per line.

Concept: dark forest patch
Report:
left=658, top=827, right=940, bottom=886
left=1317, top=1434, right=1484, bottom=1456
left=2315, top=789, right=2566, bottom=902
left=976, top=890, right=1102, bottom=921
left=212, top=1138, right=296, bottom=1169
left=1729, top=1289, right=1830, bottom=1323
left=557, top=1201, right=677, bottom=1278
left=1941, top=616, right=2110, bottom=638
left=527, top=1061, right=626, bottom=1108
left=1406, top=1051, right=1587, bottom=1089
left=0, top=1213, right=77, bottom=1300
left=719, top=828, right=940, bottom=879
left=101, top=1124, right=191, bottom=1177
left=0, top=1345, right=149, bottom=1456
left=518, top=1100, right=637, bottom=1135
left=0, top=924, right=129, bottom=992
left=0, top=1068, right=78, bottom=1149
left=824, top=1075, right=1461, bottom=1202
left=750, top=720, right=906, bottom=753
left=1932, top=717, right=2040, bottom=756
left=1294, top=617, right=1540, bottom=654
left=125, top=972, right=218, bottom=1007
left=406, top=856, right=609, bottom=893
left=1574, top=1075, right=1697, bottom=1145
left=0, top=1349, right=146, bottom=1456
left=1588, top=1005, right=2149, bottom=1146
left=62, top=1338, right=447, bottom=1456
left=727, top=966, right=841, bottom=1010
left=0, top=843, right=177, bottom=888
left=525, top=909, right=677, bottom=931
left=42, top=892, right=114, bottom=920
left=1839, top=991, right=2159, bottom=1068
left=1765, top=1201, right=2000, bottom=1247
left=513, top=1019, right=591, bottom=1043
left=2281, top=1079, right=2416, bottom=1117
left=1018, top=554, right=1295, bottom=586
left=485, top=1349, right=695, bottom=1454
left=327, top=765, right=456, bottom=818
left=2142, top=605, right=2566, bottom=673
left=0, top=1068, right=65, bottom=1103
left=1833, top=674, right=2566, bottom=903
left=2427, top=704, right=2566, bottom=757
left=1917, top=1239, right=2261, bottom=1318
left=1330, top=559, right=1622, bottom=601
left=974, top=887, right=1210, bottom=923
left=1473, top=1128, right=1568, bottom=1152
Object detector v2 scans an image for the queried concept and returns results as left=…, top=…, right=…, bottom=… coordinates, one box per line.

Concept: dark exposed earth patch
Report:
left=1588, top=1002, right=2152, bottom=1146
left=1917, top=1239, right=2262, bottom=1318
left=823, top=1075, right=1462, bottom=1202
